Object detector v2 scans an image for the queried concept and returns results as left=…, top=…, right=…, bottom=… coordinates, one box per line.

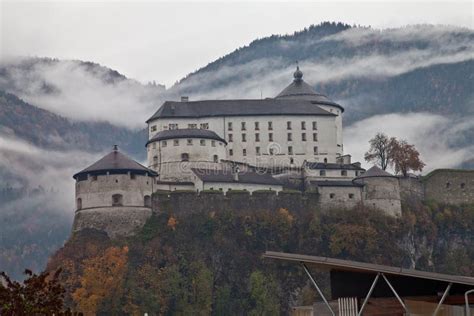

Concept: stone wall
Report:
left=317, top=186, right=362, bottom=210
left=398, top=176, right=424, bottom=202
left=356, top=177, right=402, bottom=217
left=423, top=169, right=474, bottom=204
left=72, top=207, right=152, bottom=238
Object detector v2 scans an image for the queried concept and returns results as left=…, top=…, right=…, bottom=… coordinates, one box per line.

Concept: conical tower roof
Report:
left=354, top=165, right=396, bottom=180
left=73, top=145, right=157, bottom=179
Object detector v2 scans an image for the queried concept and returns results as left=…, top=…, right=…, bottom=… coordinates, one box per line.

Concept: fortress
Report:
left=72, top=67, right=474, bottom=238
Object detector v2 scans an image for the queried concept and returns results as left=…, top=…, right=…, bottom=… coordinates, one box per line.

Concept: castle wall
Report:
left=73, top=207, right=152, bottom=238
left=398, top=176, right=424, bottom=202
left=304, top=168, right=359, bottom=180
left=196, top=180, right=283, bottom=193
left=317, top=104, right=343, bottom=155
left=317, top=186, right=362, bottom=210
left=148, top=114, right=339, bottom=169
left=356, top=177, right=402, bottom=217
left=75, top=173, right=154, bottom=210
left=423, top=170, right=474, bottom=204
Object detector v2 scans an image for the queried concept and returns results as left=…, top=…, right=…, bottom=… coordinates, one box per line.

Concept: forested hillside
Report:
left=47, top=200, right=473, bottom=314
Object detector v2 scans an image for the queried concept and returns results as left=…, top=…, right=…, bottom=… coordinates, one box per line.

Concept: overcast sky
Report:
left=1, top=0, right=473, bottom=87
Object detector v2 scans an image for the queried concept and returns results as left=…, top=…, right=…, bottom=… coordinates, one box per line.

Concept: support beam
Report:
left=381, top=273, right=410, bottom=315
left=466, top=289, right=474, bottom=316
left=301, top=263, right=335, bottom=316
left=432, top=282, right=452, bottom=316
left=358, top=273, right=380, bottom=316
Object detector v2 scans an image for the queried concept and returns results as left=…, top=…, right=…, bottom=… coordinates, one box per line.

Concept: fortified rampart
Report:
left=423, top=169, right=474, bottom=204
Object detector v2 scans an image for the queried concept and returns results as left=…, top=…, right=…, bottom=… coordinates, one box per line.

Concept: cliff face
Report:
left=46, top=198, right=474, bottom=314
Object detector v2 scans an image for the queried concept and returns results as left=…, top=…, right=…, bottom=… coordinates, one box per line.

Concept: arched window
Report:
left=324, top=158, right=328, bottom=163
left=76, top=198, right=82, bottom=210
left=181, top=153, right=189, bottom=161
left=112, top=194, right=123, bottom=206
left=213, top=155, right=218, bottom=163
left=144, top=195, right=151, bottom=207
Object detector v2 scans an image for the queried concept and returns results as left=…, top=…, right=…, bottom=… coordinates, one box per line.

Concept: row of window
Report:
left=228, top=132, right=318, bottom=142
left=329, top=193, right=355, bottom=199
left=446, top=182, right=467, bottom=189
left=152, top=154, right=219, bottom=163
left=228, top=121, right=317, bottom=131
left=150, top=121, right=320, bottom=133
left=159, top=139, right=218, bottom=148
left=228, top=146, right=321, bottom=156
left=76, top=195, right=152, bottom=210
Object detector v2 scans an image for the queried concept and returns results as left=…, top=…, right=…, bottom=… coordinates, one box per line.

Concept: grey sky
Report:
left=1, top=1, right=472, bottom=87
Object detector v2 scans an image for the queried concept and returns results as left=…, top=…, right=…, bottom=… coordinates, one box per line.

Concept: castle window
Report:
left=228, top=122, right=233, bottom=131
left=200, top=139, right=206, bottom=146
left=255, top=122, right=259, bottom=130
left=269, top=133, right=273, bottom=142
left=312, top=121, right=317, bottom=130
left=461, top=183, right=466, bottom=189
left=313, top=133, right=318, bottom=141
left=169, top=123, right=178, bottom=130
left=349, top=193, right=354, bottom=199
left=144, top=195, right=151, bottom=207
left=187, top=139, right=193, bottom=146
left=229, top=149, right=233, bottom=156
left=242, top=133, right=246, bottom=142
left=151, top=125, right=157, bottom=132
left=301, top=121, right=306, bottom=130
left=269, top=148, right=274, bottom=155
left=130, top=173, right=136, bottom=180
left=152, top=142, right=156, bottom=149
left=355, top=171, right=359, bottom=176
left=211, top=140, right=216, bottom=147
left=213, top=155, right=219, bottom=163
left=76, top=198, right=82, bottom=210
left=162, top=141, right=167, bottom=147
left=91, top=175, right=97, bottom=181
left=287, top=133, right=292, bottom=141
left=288, top=146, right=293, bottom=155
left=181, top=153, right=189, bottom=161
left=255, top=133, right=260, bottom=142
left=313, top=146, right=318, bottom=155
left=256, top=147, right=261, bottom=156
left=228, top=134, right=233, bottom=142
left=241, top=122, right=246, bottom=131
left=330, top=193, right=335, bottom=199
left=174, top=140, right=179, bottom=146
left=112, top=194, right=123, bottom=207
left=153, top=156, right=158, bottom=164
left=302, top=133, right=307, bottom=141
left=243, top=149, right=247, bottom=156
left=446, top=182, right=451, bottom=189
left=341, top=170, right=347, bottom=176
left=268, top=121, right=273, bottom=130
left=287, top=121, right=292, bottom=130
left=200, top=123, right=209, bottom=129
left=320, top=170, right=326, bottom=176
left=324, top=158, right=328, bottom=163
left=290, top=157, right=294, bottom=164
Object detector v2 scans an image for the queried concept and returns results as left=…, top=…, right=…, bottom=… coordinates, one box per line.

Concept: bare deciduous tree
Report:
left=364, top=133, right=396, bottom=170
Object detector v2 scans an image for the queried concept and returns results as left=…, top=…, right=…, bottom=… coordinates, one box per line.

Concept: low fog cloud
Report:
left=344, top=113, right=474, bottom=174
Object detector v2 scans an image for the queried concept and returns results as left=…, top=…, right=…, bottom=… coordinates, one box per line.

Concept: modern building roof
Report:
left=146, top=98, right=336, bottom=122
left=191, top=168, right=282, bottom=186
left=263, top=251, right=474, bottom=286
left=305, top=162, right=365, bottom=171
left=311, top=180, right=364, bottom=187
left=354, top=165, right=397, bottom=180
left=73, top=146, right=157, bottom=180
left=275, top=67, right=345, bottom=113
left=146, top=128, right=227, bottom=145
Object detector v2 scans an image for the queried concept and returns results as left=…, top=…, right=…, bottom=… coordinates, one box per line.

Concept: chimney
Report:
left=181, top=96, right=189, bottom=102
left=233, top=166, right=240, bottom=182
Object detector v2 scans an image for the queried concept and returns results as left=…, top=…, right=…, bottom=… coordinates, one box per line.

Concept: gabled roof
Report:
left=73, top=146, right=157, bottom=179
left=146, top=128, right=226, bottom=145
left=146, top=99, right=335, bottom=122
left=305, top=162, right=365, bottom=171
left=354, top=165, right=396, bottom=180
left=191, top=168, right=281, bottom=186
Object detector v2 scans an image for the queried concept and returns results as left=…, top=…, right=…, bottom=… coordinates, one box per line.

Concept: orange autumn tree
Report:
left=72, top=246, right=129, bottom=314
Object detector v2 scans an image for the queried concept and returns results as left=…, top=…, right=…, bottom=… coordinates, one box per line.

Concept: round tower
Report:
left=146, top=128, right=227, bottom=181
left=72, top=146, right=157, bottom=238
left=353, top=165, right=402, bottom=217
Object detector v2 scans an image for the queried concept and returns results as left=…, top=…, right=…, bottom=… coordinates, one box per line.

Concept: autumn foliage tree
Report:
left=390, top=139, right=426, bottom=176
left=0, top=268, right=66, bottom=315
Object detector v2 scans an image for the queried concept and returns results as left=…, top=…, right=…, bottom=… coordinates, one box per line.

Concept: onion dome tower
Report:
left=353, top=165, right=402, bottom=217
left=72, top=145, right=157, bottom=238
